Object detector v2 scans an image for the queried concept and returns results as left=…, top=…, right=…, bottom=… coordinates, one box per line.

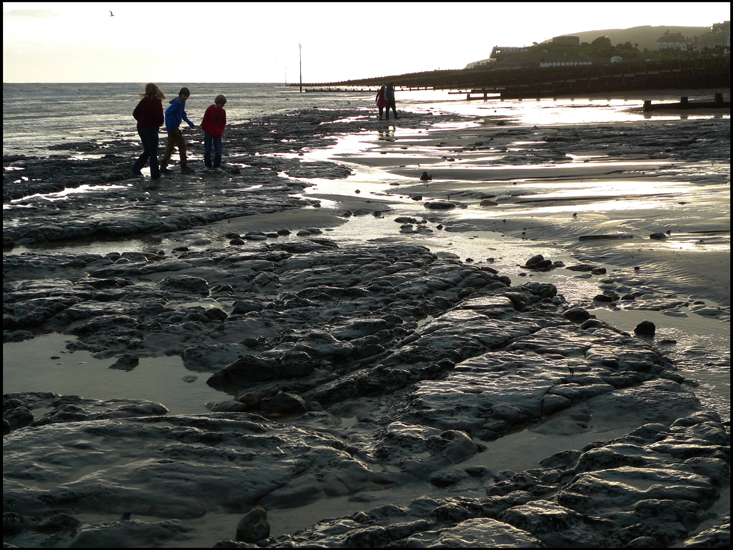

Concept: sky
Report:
left=3, top=2, right=731, bottom=83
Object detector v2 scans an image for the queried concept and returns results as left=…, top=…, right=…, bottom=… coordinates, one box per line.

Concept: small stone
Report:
left=424, top=201, right=456, bottom=210
left=37, top=513, right=81, bottom=532
left=563, top=307, right=591, bottom=322
left=242, top=336, right=261, bottom=347
left=4, top=407, right=34, bottom=430
left=429, top=470, right=463, bottom=487
left=109, top=354, right=139, bottom=370
left=634, top=320, right=656, bottom=337
left=465, top=466, right=490, bottom=478
left=260, top=391, right=308, bottom=415
left=244, top=232, right=267, bottom=241
left=236, top=392, right=260, bottom=408
left=3, top=512, right=24, bottom=535
left=236, top=506, right=270, bottom=543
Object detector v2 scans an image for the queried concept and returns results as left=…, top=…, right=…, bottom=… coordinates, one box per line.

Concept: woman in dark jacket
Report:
left=385, top=83, right=397, bottom=120
left=131, top=83, right=165, bottom=180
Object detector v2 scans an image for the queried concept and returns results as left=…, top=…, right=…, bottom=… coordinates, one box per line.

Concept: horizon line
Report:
left=3, top=81, right=294, bottom=85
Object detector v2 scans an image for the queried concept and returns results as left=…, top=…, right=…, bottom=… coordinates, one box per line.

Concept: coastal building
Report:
left=539, top=61, right=593, bottom=68
left=465, top=46, right=530, bottom=69
left=655, top=30, right=688, bottom=51
left=696, top=21, right=730, bottom=51
left=490, top=46, right=529, bottom=60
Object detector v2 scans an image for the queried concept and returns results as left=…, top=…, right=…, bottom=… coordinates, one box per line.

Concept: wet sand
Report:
left=302, top=110, right=731, bottom=415
left=310, top=114, right=730, bottom=305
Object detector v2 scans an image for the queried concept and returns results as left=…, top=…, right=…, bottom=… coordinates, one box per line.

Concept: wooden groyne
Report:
left=296, top=57, right=731, bottom=99
left=643, top=93, right=730, bottom=111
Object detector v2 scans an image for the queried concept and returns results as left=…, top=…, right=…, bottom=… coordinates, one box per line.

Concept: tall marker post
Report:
left=299, top=43, right=302, bottom=93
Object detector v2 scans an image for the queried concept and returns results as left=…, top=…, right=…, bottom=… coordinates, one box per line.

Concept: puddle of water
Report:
left=592, top=307, right=730, bottom=418
left=3, top=333, right=231, bottom=415
left=5, top=236, right=162, bottom=257
left=6, top=184, right=129, bottom=205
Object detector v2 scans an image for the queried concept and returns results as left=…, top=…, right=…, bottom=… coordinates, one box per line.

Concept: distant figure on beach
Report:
left=201, top=95, right=227, bottom=173
left=131, top=83, right=165, bottom=180
left=385, top=83, right=397, bottom=120
left=375, top=85, right=387, bottom=120
left=160, top=87, right=196, bottom=174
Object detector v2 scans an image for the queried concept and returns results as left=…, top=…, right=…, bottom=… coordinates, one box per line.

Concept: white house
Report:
left=490, top=46, right=529, bottom=59
left=696, top=21, right=730, bottom=50
left=655, top=31, right=687, bottom=51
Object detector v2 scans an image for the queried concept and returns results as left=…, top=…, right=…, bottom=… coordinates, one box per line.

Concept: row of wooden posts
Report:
left=296, top=57, right=730, bottom=100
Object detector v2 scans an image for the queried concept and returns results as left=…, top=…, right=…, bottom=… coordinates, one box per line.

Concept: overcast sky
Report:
left=3, top=2, right=730, bottom=83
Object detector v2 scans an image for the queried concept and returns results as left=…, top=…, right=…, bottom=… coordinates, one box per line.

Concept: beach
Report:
left=3, top=89, right=730, bottom=547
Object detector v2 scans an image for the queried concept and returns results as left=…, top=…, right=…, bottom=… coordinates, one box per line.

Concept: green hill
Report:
left=561, top=25, right=710, bottom=52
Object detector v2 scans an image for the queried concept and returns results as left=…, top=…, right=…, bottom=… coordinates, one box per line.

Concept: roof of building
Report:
left=657, top=31, right=686, bottom=43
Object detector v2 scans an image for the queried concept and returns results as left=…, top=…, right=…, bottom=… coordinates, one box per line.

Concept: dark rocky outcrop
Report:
left=3, top=108, right=729, bottom=549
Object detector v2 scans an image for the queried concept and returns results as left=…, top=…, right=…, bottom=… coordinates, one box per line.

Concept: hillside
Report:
left=561, top=25, right=711, bottom=52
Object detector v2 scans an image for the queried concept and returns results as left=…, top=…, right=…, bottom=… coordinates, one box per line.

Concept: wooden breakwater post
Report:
left=643, top=94, right=730, bottom=112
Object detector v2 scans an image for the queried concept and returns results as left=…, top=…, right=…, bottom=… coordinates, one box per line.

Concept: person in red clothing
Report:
left=375, top=85, right=387, bottom=120
left=201, top=95, right=227, bottom=173
left=131, top=83, right=165, bottom=180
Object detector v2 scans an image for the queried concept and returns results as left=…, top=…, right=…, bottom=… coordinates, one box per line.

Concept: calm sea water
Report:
left=2, top=82, right=377, bottom=157
left=7, top=82, right=721, bottom=158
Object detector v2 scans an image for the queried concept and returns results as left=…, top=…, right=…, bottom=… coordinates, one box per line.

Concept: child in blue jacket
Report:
left=160, top=87, right=195, bottom=173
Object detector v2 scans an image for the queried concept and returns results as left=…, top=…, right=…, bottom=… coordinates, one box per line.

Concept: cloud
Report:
left=4, top=9, right=59, bottom=19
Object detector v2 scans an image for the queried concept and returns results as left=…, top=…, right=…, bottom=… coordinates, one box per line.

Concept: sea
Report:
left=5, top=82, right=726, bottom=158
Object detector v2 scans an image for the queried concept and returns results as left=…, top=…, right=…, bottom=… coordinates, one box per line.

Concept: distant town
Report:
left=303, top=22, right=730, bottom=96
left=465, top=21, right=730, bottom=69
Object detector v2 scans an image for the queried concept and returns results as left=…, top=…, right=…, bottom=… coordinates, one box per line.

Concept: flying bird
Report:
left=109, top=10, right=115, bottom=17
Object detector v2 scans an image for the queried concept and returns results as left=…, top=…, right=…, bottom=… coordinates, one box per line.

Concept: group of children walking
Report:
left=132, top=84, right=227, bottom=180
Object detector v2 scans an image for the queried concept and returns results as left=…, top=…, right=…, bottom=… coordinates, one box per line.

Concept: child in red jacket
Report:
left=201, top=95, right=227, bottom=172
